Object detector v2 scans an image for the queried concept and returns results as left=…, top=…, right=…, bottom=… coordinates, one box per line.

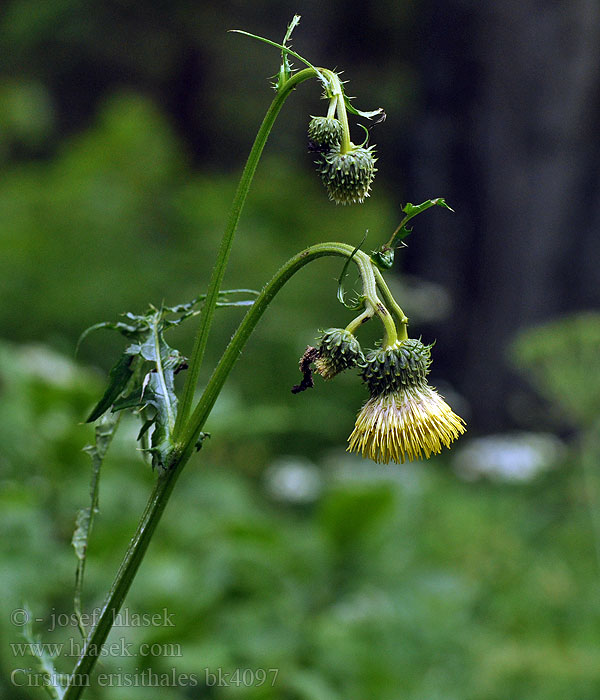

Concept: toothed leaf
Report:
left=371, top=198, right=454, bottom=268
left=86, top=354, right=135, bottom=423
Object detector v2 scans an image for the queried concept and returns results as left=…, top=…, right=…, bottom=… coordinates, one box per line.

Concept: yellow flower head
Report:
left=347, top=339, right=466, bottom=464
left=348, top=384, right=466, bottom=464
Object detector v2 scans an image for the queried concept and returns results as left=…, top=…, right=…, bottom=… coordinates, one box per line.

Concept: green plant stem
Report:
left=374, top=267, right=409, bottom=341
left=345, top=308, right=373, bottom=335
left=173, top=67, right=318, bottom=441
left=62, top=241, right=376, bottom=699
left=62, top=467, right=183, bottom=700
left=324, top=71, right=352, bottom=154
left=326, top=97, right=337, bottom=119
left=175, top=242, right=384, bottom=465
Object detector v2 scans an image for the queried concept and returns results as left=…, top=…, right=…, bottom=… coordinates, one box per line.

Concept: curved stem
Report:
left=325, top=71, right=352, bottom=154
left=317, top=69, right=351, bottom=153
left=175, top=242, right=387, bottom=466
left=345, top=308, right=373, bottom=335
left=173, top=67, right=319, bottom=441
left=349, top=250, right=397, bottom=347
left=63, top=242, right=377, bottom=698
left=374, top=267, right=409, bottom=341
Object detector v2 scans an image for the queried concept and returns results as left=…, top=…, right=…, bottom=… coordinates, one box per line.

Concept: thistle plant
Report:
left=28, top=16, right=465, bottom=699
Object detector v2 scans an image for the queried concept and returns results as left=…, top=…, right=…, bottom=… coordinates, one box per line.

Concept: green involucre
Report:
left=315, top=328, right=364, bottom=379
left=308, top=116, right=343, bottom=152
left=318, top=145, right=377, bottom=205
left=360, top=338, right=433, bottom=396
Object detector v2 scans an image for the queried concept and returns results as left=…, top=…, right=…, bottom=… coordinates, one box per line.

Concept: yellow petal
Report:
left=347, top=386, right=466, bottom=464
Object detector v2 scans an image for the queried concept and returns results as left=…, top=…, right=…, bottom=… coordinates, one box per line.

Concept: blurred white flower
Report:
left=264, top=457, right=323, bottom=504
left=453, top=432, right=566, bottom=482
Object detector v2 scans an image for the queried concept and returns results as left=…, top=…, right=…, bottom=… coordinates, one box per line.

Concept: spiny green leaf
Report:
left=392, top=197, right=453, bottom=245
left=163, top=289, right=258, bottom=328
left=344, top=96, right=386, bottom=121
left=370, top=198, right=453, bottom=269
left=143, top=370, right=177, bottom=467
left=283, top=14, right=301, bottom=43
left=230, top=29, right=327, bottom=89
left=80, top=290, right=258, bottom=346
left=132, top=314, right=180, bottom=468
left=370, top=246, right=395, bottom=270
left=84, top=289, right=257, bottom=425
left=403, top=197, right=454, bottom=218
left=73, top=412, right=120, bottom=638
left=276, top=15, right=301, bottom=89
left=84, top=290, right=259, bottom=467
left=86, top=354, right=135, bottom=423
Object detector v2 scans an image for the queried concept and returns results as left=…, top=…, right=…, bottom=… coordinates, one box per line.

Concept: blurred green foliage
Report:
left=1, top=336, right=600, bottom=699
left=512, top=312, right=600, bottom=429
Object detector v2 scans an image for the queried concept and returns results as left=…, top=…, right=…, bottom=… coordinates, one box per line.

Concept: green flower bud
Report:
left=315, top=328, right=364, bottom=380
left=360, top=339, right=432, bottom=396
left=318, top=145, right=377, bottom=205
left=308, top=116, right=343, bottom=153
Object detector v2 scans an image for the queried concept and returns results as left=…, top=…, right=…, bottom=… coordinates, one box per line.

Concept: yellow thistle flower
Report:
left=347, top=384, right=466, bottom=464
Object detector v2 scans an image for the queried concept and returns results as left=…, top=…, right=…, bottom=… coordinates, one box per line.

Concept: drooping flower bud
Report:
left=314, top=328, right=364, bottom=380
left=318, top=145, right=377, bottom=205
left=348, top=338, right=466, bottom=463
left=307, top=116, right=343, bottom=153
